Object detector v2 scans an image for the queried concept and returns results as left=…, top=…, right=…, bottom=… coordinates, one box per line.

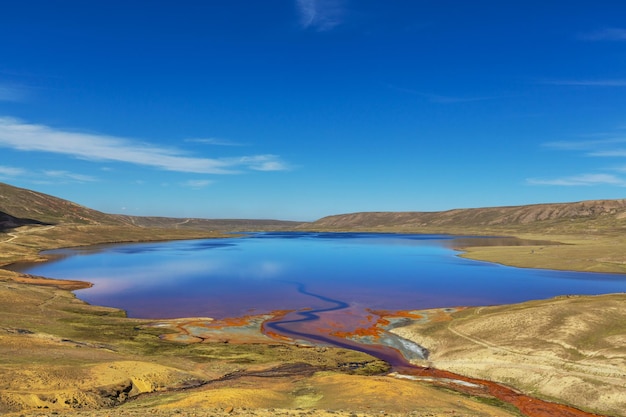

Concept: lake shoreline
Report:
left=1, top=228, right=625, bottom=416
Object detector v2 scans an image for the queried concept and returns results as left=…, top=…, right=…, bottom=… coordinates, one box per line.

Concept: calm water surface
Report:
left=16, top=232, right=626, bottom=319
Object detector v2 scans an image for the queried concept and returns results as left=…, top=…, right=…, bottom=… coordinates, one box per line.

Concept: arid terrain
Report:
left=1, top=181, right=626, bottom=417
left=392, top=295, right=626, bottom=416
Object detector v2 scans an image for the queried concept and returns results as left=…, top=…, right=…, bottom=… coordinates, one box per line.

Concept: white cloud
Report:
left=543, top=79, right=626, bottom=87
left=536, top=136, right=626, bottom=186
left=0, top=165, right=96, bottom=183
left=543, top=138, right=626, bottom=151
left=183, top=179, right=214, bottom=188
left=297, top=0, right=316, bottom=28
left=43, top=170, right=97, bottom=182
left=527, top=173, right=626, bottom=187
left=0, top=117, right=289, bottom=175
left=186, top=137, right=245, bottom=146
left=589, top=149, right=626, bottom=157
left=580, top=28, right=626, bottom=41
left=230, top=155, right=290, bottom=171
left=387, top=85, right=500, bottom=104
left=296, top=0, right=344, bottom=31
left=0, top=165, right=25, bottom=177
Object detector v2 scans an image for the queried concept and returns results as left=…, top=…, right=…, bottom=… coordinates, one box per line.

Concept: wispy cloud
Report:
left=542, top=79, right=626, bottom=87
left=186, top=138, right=245, bottom=146
left=296, top=0, right=344, bottom=31
left=183, top=179, right=214, bottom=188
left=0, top=83, right=28, bottom=102
left=43, top=170, right=97, bottom=182
left=533, top=134, right=626, bottom=187
left=388, top=85, right=499, bottom=104
left=0, top=117, right=289, bottom=175
left=0, top=164, right=95, bottom=183
left=0, top=165, right=25, bottom=177
left=527, top=173, right=626, bottom=187
left=579, top=27, right=626, bottom=41
left=228, top=155, right=290, bottom=171
left=543, top=138, right=626, bottom=151
left=422, top=93, right=497, bottom=104
left=588, top=149, right=626, bottom=157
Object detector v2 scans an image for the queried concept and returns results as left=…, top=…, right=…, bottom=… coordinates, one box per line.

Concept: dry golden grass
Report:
left=458, top=233, right=626, bottom=274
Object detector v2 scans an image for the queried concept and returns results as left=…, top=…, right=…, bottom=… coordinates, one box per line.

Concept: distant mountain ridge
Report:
left=305, top=199, right=626, bottom=232
left=0, top=182, right=300, bottom=232
left=2, top=181, right=626, bottom=233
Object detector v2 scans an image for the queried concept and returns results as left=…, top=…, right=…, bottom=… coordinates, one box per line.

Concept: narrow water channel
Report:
left=263, top=283, right=605, bottom=417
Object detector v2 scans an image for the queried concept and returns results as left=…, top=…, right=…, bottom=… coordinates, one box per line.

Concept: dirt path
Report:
left=1, top=225, right=56, bottom=243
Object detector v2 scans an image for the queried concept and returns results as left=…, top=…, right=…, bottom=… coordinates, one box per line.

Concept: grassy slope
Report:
left=0, top=182, right=129, bottom=227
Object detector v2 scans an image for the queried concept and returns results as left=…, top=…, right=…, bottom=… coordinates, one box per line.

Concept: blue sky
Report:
left=1, top=1, right=626, bottom=220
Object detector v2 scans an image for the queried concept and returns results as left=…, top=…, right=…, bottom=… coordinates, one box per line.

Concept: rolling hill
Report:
left=0, top=182, right=127, bottom=229
left=0, top=182, right=301, bottom=232
left=304, top=199, right=626, bottom=234
left=2, top=180, right=626, bottom=236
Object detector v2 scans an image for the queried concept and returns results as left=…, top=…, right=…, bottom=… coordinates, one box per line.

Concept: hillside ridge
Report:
left=0, top=182, right=300, bottom=231
left=3, top=181, right=626, bottom=233
left=0, top=182, right=126, bottom=229
left=306, top=199, right=626, bottom=231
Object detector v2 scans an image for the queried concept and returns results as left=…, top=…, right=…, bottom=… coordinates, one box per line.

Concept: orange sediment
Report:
left=12, top=274, right=93, bottom=290
left=263, top=307, right=605, bottom=417
left=159, top=308, right=606, bottom=417
left=398, top=366, right=604, bottom=417
left=330, top=308, right=444, bottom=340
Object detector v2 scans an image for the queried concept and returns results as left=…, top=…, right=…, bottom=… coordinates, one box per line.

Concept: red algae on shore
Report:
left=262, top=307, right=605, bottom=417
left=393, top=367, right=605, bottom=417
left=154, top=313, right=282, bottom=344
left=330, top=308, right=461, bottom=340
left=152, top=308, right=607, bottom=417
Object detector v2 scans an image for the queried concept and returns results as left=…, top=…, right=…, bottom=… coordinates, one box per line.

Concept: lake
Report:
left=16, top=232, right=626, bottom=322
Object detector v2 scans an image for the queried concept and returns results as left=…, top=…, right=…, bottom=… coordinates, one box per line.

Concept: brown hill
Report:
left=0, top=182, right=127, bottom=229
left=305, top=199, right=626, bottom=234
left=114, top=215, right=302, bottom=231
left=3, top=181, right=626, bottom=235
left=0, top=182, right=301, bottom=232
left=0, top=210, right=49, bottom=231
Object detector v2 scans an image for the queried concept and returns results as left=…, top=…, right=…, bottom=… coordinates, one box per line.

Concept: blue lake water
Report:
left=16, top=232, right=626, bottom=320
